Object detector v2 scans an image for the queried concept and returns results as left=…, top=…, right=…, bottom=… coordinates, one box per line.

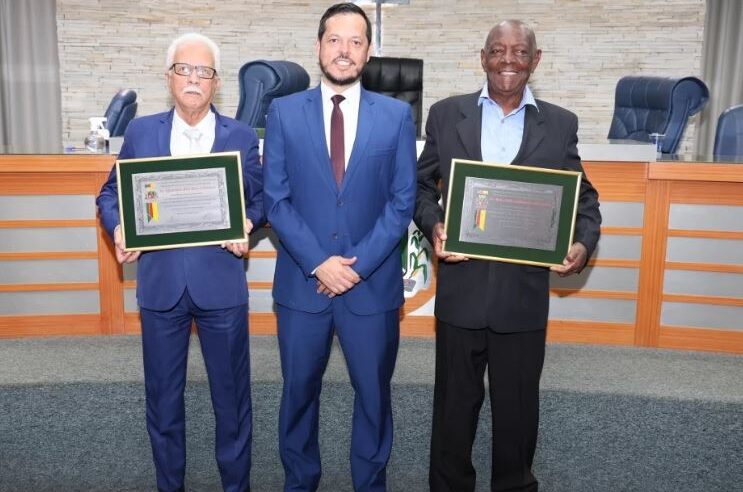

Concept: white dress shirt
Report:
left=170, top=110, right=216, bottom=156
left=320, top=80, right=361, bottom=169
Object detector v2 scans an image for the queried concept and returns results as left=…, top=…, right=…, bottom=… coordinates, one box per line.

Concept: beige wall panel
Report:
left=596, top=202, right=644, bottom=228
left=0, top=227, right=97, bottom=252
left=0, top=195, right=96, bottom=220
left=549, top=297, right=636, bottom=323
left=56, top=1, right=705, bottom=155
left=661, top=302, right=743, bottom=331
left=666, top=238, right=743, bottom=265
left=592, top=235, right=642, bottom=260
left=124, top=288, right=138, bottom=312
left=550, top=266, right=639, bottom=292
left=668, top=204, right=743, bottom=232
left=0, top=291, right=100, bottom=315
left=0, top=259, right=98, bottom=283
left=664, top=270, right=743, bottom=298
left=248, top=289, right=276, bottom=314
left=245, top=258, right=277, bottom=283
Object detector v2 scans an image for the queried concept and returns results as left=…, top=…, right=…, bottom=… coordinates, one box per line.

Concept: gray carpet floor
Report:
left=1, top=335, right=742, bottom=491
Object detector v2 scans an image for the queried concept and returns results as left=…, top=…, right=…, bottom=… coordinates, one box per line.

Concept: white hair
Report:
left=165, top=32, right=221, bottom=73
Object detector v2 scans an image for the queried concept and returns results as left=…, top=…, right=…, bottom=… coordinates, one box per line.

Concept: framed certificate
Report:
left=116, top=151, right=247, bottom=251
left=443, top=158, right=581, bottom=267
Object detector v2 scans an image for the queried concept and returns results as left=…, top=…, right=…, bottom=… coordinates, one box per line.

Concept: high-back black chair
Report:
left=362, top=56, right=423, bottom=137
left=104, top=89, right=138, bottom=137
left=235, top=60, right=310, bottom=129
left=607, top=76, right=709, bottom=154
left=713, top=104, right=743, bottom=159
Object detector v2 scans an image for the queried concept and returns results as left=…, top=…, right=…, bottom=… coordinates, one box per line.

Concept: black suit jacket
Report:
left=414, top=91, right=601, bottom=332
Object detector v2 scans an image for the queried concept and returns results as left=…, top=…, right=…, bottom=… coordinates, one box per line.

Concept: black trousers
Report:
left=429, top=320, right=546, bottom=492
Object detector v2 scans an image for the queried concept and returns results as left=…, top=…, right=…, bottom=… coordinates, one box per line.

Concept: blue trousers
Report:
left=140, top=290, right=252, bottom=492
left=277, top=301, right=400, bottom=492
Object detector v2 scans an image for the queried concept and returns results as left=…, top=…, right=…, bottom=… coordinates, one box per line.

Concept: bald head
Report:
left=484, top=20, right=538, bottom=56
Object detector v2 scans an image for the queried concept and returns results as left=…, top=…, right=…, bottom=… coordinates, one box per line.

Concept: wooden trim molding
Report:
left=0, top=219, right=98, bottom=228
left=0, top=154, right=115, bottom=172
left=550, top=289, right=637, bottom=300
left=600, top=226, right=643, bottom=236
left=587, top=259, right=641, bottom=268
left=667, top=229, right=743, bottom=240
left=0, top=314, right=101, bottom=337
left=250, top=251, right=277, bottom=259
left=634, top=179, right=670, bottom=346
left=648, top=163, right=743, bottom=183
left=665, top=262, right=743, bottom=274
left=662, top=293, right=743, bottom=307
left=547, top=320, right=635, bottom=345
left=658, top=326, right=743, bottom=354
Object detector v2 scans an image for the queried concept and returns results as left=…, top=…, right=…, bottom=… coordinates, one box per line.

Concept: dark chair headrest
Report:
left=235, top=60, right=310, bottom=128
left=104, top=89, right=138, bottom=137
left=713, top=103, right=743, bottom=158
left=362, top=56, right=423, bottom=136
left=608, top=76, right=709, bottom=154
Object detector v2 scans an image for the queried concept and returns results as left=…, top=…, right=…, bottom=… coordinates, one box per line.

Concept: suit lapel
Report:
left=212, top=106, right=229, bottom=153
left=303, top=87, right=339, bottom=193
left=341, top=88, right=374, bottom=193
left=456, top=93, right=483, bottom=161
left=158, top=109, right=174, bottom=156
left=512, top=104, right=545, bottom=164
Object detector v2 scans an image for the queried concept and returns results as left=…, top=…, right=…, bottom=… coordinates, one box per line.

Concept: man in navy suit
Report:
left=97, top=33, right=263, bottom=492
left=262, top=3, right=416, bottom=491
left=415, top=20, right=601, bottom=492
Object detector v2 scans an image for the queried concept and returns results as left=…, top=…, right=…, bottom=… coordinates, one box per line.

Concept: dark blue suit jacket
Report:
left=415, top=92, right=601, bottom=332
left=263, top=86, right=417, bottom=315
left=97, top=108, right=264, bottom=311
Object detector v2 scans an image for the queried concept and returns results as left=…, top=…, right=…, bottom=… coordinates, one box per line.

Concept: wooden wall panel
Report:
left=1, top=156, right=742, bottom=354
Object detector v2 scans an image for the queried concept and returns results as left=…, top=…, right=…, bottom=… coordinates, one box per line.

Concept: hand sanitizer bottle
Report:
left=84, top=117, right=107, bottom=153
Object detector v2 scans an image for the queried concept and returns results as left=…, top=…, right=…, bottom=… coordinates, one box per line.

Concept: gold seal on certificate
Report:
left=116, top=151, right=247, bottom=251
left=443, top=159, right=581, bottom=267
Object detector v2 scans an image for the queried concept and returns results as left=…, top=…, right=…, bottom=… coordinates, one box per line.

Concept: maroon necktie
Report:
left=330, top=94, right=345, bottom=185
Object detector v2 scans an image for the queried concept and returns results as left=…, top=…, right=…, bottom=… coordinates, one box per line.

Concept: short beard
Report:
left=319, top=60, right=362, bottom=88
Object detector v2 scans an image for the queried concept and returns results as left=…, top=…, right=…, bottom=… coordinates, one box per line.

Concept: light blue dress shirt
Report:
left=478, top=83, right=538, bottom=164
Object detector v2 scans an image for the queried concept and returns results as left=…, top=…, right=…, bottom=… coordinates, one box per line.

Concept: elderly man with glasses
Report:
left=97, top=32, right=263, bottom=492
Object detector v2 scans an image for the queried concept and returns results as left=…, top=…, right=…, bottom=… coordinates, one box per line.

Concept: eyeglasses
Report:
left=169, top=63, right=217, bottom=80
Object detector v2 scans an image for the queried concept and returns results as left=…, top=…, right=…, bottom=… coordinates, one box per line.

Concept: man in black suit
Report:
left=414, top=20, right=601, bottom=492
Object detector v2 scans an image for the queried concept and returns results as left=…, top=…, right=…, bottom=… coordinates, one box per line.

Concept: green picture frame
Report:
left=116, top=151, right=247, bottom=251
left=443, top=159, right=581, bottom=267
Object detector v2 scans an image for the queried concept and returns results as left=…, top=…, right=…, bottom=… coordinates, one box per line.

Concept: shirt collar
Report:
left=172, top=108, right=215, bottom=133
left=477, top=83, right=539, bottom=115
left=320, top=80, right=361, bottom=106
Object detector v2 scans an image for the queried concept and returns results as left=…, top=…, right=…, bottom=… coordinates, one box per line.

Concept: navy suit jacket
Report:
left=97, top=108, right=264, bottom=311
left=415, top=92, right=602, bottom=332
left=263, top=86, right=417, bottom=315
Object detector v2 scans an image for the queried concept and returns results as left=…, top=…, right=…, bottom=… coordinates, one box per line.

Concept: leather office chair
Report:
left=104, top=89, right=138, bottom=137
left=607, top=76, right=709, bottom=154
left=362, top=56, right=424, bottom=137
left=713, top=104, right=743, bottom=158
left=235, top=60, right=310, bottom=129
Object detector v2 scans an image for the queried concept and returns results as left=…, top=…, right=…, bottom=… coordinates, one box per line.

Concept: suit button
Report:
left=332, top=233, right=338, bottom=240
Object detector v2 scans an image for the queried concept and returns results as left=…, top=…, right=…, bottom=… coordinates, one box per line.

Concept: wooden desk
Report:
left=1, top=155, right=742, bottom=353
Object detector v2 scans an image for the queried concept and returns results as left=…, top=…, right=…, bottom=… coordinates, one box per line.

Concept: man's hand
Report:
left=432, top=222, right=468, bottom=263
left=113, top=225, right=141, bottom=264
left=315, top=256, right=361, bottom=296
left=222, top=219, right=254, bottom=258
left=550, top=242, right=588, bottom=277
